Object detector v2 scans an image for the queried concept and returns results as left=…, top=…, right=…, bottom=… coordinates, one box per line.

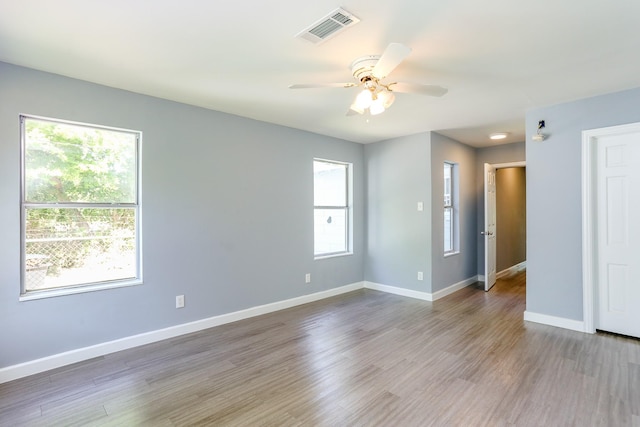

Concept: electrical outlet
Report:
left=305, top=273, right=311, bottom=283
left=417, top=271, right=424, bottom=281
left=176, top=295, right=185, bottom=308
left=417, top=202, right=424, bottom=211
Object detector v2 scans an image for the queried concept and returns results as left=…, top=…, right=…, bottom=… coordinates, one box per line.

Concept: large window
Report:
left=21, top=115, right=142, bottom=297
left=314, top=159, right=352, bottom=257
left=444, top=162, right=459, bottom=255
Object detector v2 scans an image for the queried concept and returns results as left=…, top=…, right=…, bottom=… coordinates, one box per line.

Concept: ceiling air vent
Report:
left=296, top=8, right=360, bottom=45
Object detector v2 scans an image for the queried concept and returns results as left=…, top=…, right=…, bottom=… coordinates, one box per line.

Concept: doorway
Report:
left=483, top=161, right=526, bottom=291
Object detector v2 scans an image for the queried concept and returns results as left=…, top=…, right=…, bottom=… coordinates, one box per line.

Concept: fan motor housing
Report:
left=350, top=55, right=380, bottom=81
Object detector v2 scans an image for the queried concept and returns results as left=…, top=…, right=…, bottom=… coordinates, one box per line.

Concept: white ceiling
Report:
left=2, top=0, right=640, bottom=147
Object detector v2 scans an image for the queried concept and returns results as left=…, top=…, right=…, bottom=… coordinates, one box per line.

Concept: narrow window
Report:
left=444, top=162, right=459, bottom=254
left=314, top=159, right=352, bottom=257
left=21, top=115, right=142, bottom=297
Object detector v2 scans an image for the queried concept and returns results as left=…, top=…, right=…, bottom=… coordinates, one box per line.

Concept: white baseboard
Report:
left=364, top=281, right=432, bottom=301
left=523, top=310, right=586, bottom=333
left=478, top=274, right=485, bottom=282
left=364, top=275, right=478, bottom=302
left=432, top=276, right=479, bottom=300
left=0, top=281, right=364, bottom=384
left=496, top=261, right=526, bottom=279
left=1, top=275, right=484, bottom=384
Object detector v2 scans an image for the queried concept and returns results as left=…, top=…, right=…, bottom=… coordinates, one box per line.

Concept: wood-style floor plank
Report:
left=1, top=271, right=639, bottom=426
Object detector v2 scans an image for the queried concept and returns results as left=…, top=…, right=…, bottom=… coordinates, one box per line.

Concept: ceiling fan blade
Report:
left=346, top=107, right=362, bottom=116
left=390, top=82, right=448, bottom=97
left=372, top=43, right=412, bottom=79
left=289, top=83, right=356, bottom=89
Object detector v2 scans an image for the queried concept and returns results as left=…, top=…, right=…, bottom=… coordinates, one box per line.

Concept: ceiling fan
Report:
left=289, top=43, right=448, bottom=116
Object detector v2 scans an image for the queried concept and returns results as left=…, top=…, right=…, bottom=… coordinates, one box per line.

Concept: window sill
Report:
left=314, top=252, right=353, bottom=261
left=444, top=251, right=460, bottom=258
left=19, top=278, right=143, bottom=301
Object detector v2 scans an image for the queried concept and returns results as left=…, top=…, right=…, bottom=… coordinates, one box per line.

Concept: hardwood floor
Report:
left=2, top=271, right=639, bottom=426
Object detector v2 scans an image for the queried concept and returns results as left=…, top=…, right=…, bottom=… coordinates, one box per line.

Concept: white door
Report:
left=596, top=132, right=640, bottom=337
left=484, top=163, right=497, bottom=291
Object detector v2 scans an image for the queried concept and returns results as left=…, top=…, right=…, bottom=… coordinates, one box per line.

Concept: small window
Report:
left=314, top=159, right=352, bottom=257
left=21, top=115, right=142, bottom=297
left=444, top=162, right=459, bottom=254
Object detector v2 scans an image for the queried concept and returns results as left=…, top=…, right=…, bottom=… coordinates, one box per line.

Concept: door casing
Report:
left=582, top=122, right=640, bottom=334
left=582, top=123, right=640, bottom=334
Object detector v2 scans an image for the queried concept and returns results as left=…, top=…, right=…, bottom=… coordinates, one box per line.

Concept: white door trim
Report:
left=581, top=122, right=640, bottom=334
left=493, top=161, right=526, bottom=169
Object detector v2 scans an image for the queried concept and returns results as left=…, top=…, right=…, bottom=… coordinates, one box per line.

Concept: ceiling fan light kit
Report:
left=369, top=98, right=386, bottom=115
left=350, top=78, right=397, bottom=115
left=378, top=90, right=395, bottom=108
left=290, top=42, right=447, bottom=116
left=355, top=89, right=373, bottom=109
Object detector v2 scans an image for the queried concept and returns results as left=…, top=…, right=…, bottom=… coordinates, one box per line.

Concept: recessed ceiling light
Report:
left=490, top=132, right=509, bottom=140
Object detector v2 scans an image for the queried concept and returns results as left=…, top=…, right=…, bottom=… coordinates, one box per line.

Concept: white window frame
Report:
left=313, top=158, right=353, bottom=259
left=444, top=161, right=459, bottom=256
left=20, top=115, right=143, bottom=300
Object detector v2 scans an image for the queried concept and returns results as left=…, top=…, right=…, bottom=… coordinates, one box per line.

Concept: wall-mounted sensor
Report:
left=532, top=120, right=546, bottom=141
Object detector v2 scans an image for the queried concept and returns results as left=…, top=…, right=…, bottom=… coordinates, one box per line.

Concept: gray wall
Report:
left=364, top=133, right=432, bottom=292
left=0, top=62, right=365, bottom=368
left=526, top=86, right=640, bottom=321
left=475, top=142, right=526, bottom=274
left=364, top=131, right=479, bottom=294
left=496, top=167, right=526, bottom=272
left=11, top=61, right=635, bottom=368
left=430, top=133, right=477, bottom=291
